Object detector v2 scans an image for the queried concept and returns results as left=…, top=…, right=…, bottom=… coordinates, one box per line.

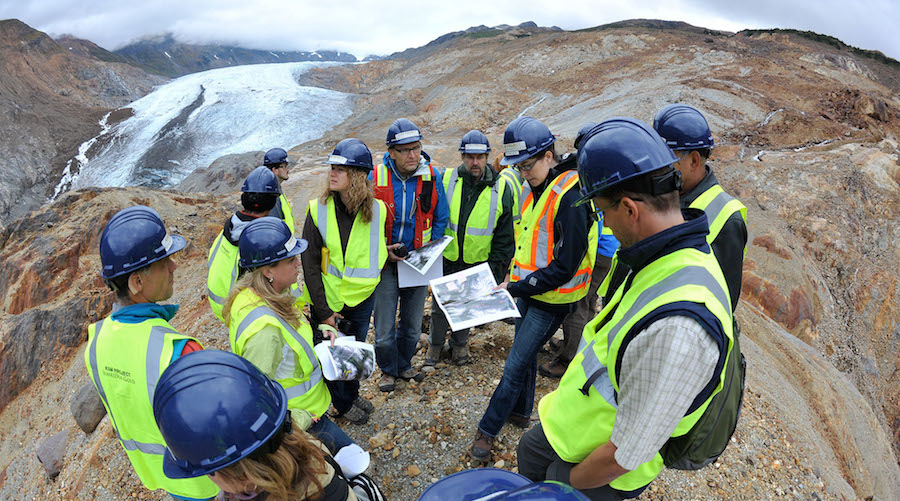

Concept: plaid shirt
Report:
left=610, top=315, right=719, bottom=470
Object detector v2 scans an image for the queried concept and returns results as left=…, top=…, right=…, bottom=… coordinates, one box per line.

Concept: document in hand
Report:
left=429, top=262, right=521, bottom=331
left=398, top=235, right=453, bottom=288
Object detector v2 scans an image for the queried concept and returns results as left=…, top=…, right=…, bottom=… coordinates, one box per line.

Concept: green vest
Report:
left=689, top=184, right=748, bottom=257
left=538, top=247, right=733, bottom=492
left=510, top=171, right=598, bottom=304
left=206, top=231, right=238, bottom=322
left=498, top=167, right=524, bottom=236
left=279, top=192, right=296, bottom=234
left=307, top=197, right=388, bottom=312
left=228, top=289, right=331, bottom=418
left=85, top=317, right=219, bottom=499
left=442, top=167, right=506, bottom=263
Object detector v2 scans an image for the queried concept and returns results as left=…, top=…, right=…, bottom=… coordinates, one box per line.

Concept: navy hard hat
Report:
left=325, top=138, right=374, bottom=171
left=574, top=117, right=680, bottom=206
left=574, top=121, right=599, bottom=151
left=263, top=148, right=288, bottom=166
left=385, top=118, right=423, bottom=146
left=242, top=165, right=282, bottom=194
left=238, top=216, right=307, bottom=268
left=153, top=349, right=289, bottom=479
left=100, top=205, right=187, bottom=280
left=459, top=130, right=491, bottom=154
left=418, top=468, right=531, bottom=501
left=496, top=482, right=591, bottom=500
left=652, top=104, right=715, bottom=150
left=499, top=117, right=556, bottom=166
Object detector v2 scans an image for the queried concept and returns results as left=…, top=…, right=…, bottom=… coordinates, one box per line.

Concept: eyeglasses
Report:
left=590, top=197, right=644, bottom=220
left=516, top=158, right=539, bottom=172
left=393, top=145, right=422, bottom=156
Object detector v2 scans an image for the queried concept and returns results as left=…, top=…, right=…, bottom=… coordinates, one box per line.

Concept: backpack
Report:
left=348, top=472, right=387, bottom=501
left=660, top=328, right=746, bottom=470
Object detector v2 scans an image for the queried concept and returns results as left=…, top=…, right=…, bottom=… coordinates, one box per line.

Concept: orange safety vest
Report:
left=373, top=161, right=438, bottom=249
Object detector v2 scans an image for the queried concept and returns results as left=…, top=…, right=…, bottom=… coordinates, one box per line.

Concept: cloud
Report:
left=0, top=0, right=896, bottom=60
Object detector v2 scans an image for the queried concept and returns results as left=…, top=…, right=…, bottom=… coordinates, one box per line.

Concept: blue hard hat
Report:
left=418, top=468, right=531, bottom=501
left=653, top=104, right=715, bottom=150
left=238, top=216, right=307, bottom=268
left=263, top=147, right=288, bottom=166
left=459, top=130, right=491, bottom=154
left=99, top=205, right=187, bottom=280
left=574, top=121, right=599, bottom=151
left=241, top=165, right=282, bottom=194
left=574, top=117, right=680, bottom=206
left=153, top=349, right=290, bottom=479
left=325, top=138, right=374, bottom=171
left=385, top=118, right=423, bottom=146
left=499, top=117, right=556, bottom=166
left=495, top=482, right=591, bottom=500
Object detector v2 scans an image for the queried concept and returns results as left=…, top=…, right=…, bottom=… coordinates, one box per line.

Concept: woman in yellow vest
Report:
left=470, top=117, right=597, bottom=463
left=223, top=216, right=354, bottom=455
left=301, top=138, right=387, bottom=425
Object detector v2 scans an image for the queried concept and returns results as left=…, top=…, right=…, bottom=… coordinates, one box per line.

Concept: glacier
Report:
left=66, top=62, right=353, bottom=190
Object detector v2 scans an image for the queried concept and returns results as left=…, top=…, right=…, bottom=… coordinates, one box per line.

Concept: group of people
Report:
left=84, top=103, right=748, bottom=501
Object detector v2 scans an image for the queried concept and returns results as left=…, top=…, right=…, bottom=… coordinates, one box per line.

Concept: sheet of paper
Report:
left=430, top=262, right=521, bottom=331
left=402, top=235, right=453, bottom=274
left=398, top=257, right=443, bottom=288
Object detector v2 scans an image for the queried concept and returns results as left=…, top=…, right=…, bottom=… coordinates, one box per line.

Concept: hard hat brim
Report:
left=499, top=151, right=534, bottom=166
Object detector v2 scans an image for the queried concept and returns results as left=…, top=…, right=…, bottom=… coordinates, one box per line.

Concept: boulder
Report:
left=36, top=430, right=68, bottom=479
left=70, top=381, right=106, bottom=434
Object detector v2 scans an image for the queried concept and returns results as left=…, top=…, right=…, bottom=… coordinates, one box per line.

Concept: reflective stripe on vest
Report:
left=207, top=232, right=239, bottom=320
left=539, top=249, right=733, bottom=492
left=499, top=167, right=524, bottom=223
left=279, top=193, right=296, bottom=234
left=373, top=162, right=437, bottom=248
left=444, top=167, right=504, bottom=263
left=315, top=200, right=384, bottom=280
left=234, top=305, right=323, bottom=400
left=689, top=184, right=748, bottom=255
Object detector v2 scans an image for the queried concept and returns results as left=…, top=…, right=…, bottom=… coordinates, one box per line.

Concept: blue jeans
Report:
left=324, top=295, right=375, bottom=414
left=309, top=414, right=354, bottom=454
left=373, top=262, right=427, bottom=377
left=478, top=299, right=568, bottom=437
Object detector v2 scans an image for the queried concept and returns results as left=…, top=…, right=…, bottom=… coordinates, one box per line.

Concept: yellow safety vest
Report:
left=279, top=193, right=296, bottom=234
left=510, top=171, right=598, bottom=304
left=442, top=167, right=506, bottom=263
left=85, top=317, right=219, bottom=499
left=206, top=231, right=238, bottom=322
left=498, top=167, right=524, bottom=236
left=228, top=289, right=331, bottom=418
left=689, top=184, right=748, bottom=257
left=538, top=247, right=734, bottom=492
left=307, top=197, right=388, bottom=312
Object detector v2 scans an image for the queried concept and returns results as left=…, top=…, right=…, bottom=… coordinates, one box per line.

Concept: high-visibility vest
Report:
left=206, top=231, right=238, bottom=322
left=279, top=192, right=296, bottom=234
left=228, top=289, right=331, bottom=418
left=689, top=184, right=748, bottom=257
left=538, top=247, right=734, bottom=492
left=442, top=167, right=506, bottom=263
left=308, top=197, right=388, bottom=312
left=373, top=162, right=438, bottom=248
left=510, top=171, right=598, bottom=304
left=85, top=317, right=219, bottom=499
left=498, top=166, right=524, bottom=234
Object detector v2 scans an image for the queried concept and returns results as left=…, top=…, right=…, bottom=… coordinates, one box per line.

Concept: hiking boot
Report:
left=549, top=337, right=563, bottom=352
left=341, top=405, right=369, bottom=425
left=451, top=345, right=469, bottom=366
left=353, top=396, right=374, bottom=414
left=378, top=375, right=395, bottom=392
left=399, top=368, right=425, bottom=382
left=507, top=413, right=532, bottom=429
left=539, top=359, right=569, bottom=379
left=469, top=430, right=493, bottom=462
left=424, top=345, right=444, bottom=366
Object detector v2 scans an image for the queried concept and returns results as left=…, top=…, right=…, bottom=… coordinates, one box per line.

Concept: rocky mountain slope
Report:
left=0, top=19, right=165, bottom=228
left=114, top=33, right=358, bottom=77
left=1, top=19, right=900, bottom=500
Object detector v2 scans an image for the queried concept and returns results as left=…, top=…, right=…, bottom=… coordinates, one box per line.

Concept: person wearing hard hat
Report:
left=153, top=350, right=364, bottom=501
left=223, top=217, right=353, bottom=455
left=301, top=138, right=388, bottom=425
left=418, top=468, right=589, bottom=501
left=206, top=166, right=282, bottom=322
left=85, top=206, right=219, bottom=501
left=264, top=147, right=297, bottom=234
left=540, top=123, right=620, bottom=379
left=370, top=118, right=449, bottom=392
left=469, top=117, right=597, bottom=463
left=425, top=130, right=515, bottom=367
left=518, top=118, right=739, bottom=500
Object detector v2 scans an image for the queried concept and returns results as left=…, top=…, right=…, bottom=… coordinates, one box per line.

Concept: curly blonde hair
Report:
left=223, top=263, right=302, bottom=329
left=320, top=167, right=374, bottom=223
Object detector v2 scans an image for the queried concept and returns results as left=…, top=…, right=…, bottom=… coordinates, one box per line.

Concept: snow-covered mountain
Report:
left=61, top=62, right=353, bottom=191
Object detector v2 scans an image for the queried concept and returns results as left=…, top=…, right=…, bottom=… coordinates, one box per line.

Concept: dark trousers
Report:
left=517, top=424, right=631, bottom=501
left=558, top=255, right=612, bottom=363
left=323, top=295, right=375, bottom=415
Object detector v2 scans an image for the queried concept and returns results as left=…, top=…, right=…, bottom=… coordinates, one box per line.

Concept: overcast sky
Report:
left=2, top=0, right=897, bottom=60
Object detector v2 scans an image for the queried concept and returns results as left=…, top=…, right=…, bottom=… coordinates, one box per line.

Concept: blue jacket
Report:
left=596, top=215, right=621, bottom=258
left=371, top=151, right=449, bottom=250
